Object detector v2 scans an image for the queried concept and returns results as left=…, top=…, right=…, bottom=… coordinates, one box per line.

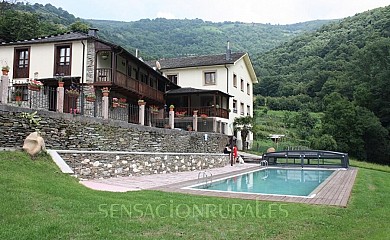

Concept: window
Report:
left=233, top=100, right=237, bottom=113
left=241, top=79, right=244, bottom=92
left=204, top=71, right=216, bottom=85
left=247, top=83, right=250, bottom=95
left=14, top=48, right=30, bottom=78
left=247, top=105, right=251, bottom=116
left=59, top=46, right=70, bottom=66
left=167, top=74, right=178, bottom=84
left=55, top=44, right=71, bottom=76
left=233, top=74, right=237, bottom=88
left=240, top=103, right=244, bottom=115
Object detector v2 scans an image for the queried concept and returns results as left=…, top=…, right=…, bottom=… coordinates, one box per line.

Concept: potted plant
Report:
left=112, top=97, right=119, bottom=108
left=65, top=88, right=80, bottom=97
left=86, top=94, right=96, bottom=102
left=200, top=113, right=208, bottom=120
left=101, top=87, right=110, bottom=97
left=175, top=111, right=186, bottom=118
left=150, top=105, right=159, bottom=114
left=14, top=89, right=23, bottom=102
left=118, top=98, right=127, bottom=108
left=2, top=66, right=9, bottom=75
left=28, top=79, right=43, bottom=91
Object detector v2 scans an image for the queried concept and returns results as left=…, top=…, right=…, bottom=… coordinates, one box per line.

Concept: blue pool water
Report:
left=192, top=168, right=335, bottom=197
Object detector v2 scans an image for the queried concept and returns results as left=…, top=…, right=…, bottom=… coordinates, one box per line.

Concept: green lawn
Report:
left=0, top=151, right=389, bottom=239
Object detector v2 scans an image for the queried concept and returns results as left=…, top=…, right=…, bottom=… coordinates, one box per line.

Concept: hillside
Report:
left=253, top=6, right=390, bottom=164
left=87, top=18, right=330, bottom=63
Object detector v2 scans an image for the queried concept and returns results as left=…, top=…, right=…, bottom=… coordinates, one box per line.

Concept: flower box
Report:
left=86, top=95, right=96, bottom=102
left=66, top=89, right=80, bottom=97
left=28, top=85, right=41, bottom=91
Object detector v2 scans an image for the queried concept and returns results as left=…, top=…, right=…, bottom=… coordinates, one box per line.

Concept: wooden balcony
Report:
left=94, top=68, right=164, bottom=103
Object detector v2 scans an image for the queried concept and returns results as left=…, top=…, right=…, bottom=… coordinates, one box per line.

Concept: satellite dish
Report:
left=155, top=60, right=161, bottom=70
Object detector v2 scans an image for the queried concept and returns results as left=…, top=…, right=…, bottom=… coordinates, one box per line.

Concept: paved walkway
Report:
left=80, top=163, right=257, bottom=192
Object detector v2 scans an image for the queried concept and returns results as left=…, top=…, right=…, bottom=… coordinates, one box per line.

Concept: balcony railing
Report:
left=96, top=68, right=164, bottom=102
left=175, top=106, right=229, bottom=119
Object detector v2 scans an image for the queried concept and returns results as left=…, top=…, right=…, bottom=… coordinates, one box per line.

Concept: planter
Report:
left=86, top=97, right=96, bottom=102
left=2, top=70, right=9, bottom=76
left=112, top=102, right=119, bottom=108
left=58, top=82, right=64, bottom=87
left=102, top=92, right=109, bottom=97
left=15, top=96, right=22, bottom=102
left=28, top=85, right=41, bottom=91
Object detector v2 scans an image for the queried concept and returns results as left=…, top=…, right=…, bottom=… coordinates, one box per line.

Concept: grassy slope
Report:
left=0, top=151, right=389, bottom=239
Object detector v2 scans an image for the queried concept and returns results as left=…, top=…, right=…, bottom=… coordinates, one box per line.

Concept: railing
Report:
left=99, top=69, right=164, bottom=103
left=5, top=84, right=222, bottom=134
left=175, top=106, right=229, bottom=119
left=7, top=85, right=57, bottom=111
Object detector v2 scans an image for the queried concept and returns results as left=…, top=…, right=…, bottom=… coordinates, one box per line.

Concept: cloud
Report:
left=156, top=11, right=176, bottom=19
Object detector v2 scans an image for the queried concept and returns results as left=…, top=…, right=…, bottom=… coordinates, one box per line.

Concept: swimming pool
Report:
left=189, top=168, right=335, bottom=197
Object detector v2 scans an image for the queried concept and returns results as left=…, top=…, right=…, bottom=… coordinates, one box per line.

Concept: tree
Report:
left=233, top=116, right=254, bottom=151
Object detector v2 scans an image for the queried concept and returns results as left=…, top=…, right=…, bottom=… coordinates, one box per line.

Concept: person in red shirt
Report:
left=233, top=145, right=238, bottom=163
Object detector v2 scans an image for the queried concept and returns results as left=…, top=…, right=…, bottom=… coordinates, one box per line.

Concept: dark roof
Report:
left=0, top=32, right=94, bottom=46
left=149, top=52, right=246, bottom=69
left=166, top=87, right=232, bottom=97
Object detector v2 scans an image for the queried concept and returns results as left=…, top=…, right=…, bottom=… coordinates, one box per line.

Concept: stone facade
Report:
left=61, top=151, right=229, bottom=180
left=0, top=105, right=229, bottom=153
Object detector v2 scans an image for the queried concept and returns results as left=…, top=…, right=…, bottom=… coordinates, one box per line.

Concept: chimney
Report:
left=226, top=41, right=231, bottom=60
left=88, top=28, right=99, bottom=37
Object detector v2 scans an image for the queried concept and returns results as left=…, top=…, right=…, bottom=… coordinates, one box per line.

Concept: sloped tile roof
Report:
left=1, top=32, right=93, bottom=46
left=150, top=52, right=246, bottom=69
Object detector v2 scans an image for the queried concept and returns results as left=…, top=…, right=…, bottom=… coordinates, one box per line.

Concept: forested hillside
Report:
left=255, top=6, right=390, bottom=164
left=87, top=18, right=329, bottom=63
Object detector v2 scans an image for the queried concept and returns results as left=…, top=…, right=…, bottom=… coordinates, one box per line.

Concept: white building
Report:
left=153, top=46, right=258, bottom=148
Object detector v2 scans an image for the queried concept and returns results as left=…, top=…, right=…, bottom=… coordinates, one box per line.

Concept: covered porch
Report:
left=165, top=87, right=231, bottom=119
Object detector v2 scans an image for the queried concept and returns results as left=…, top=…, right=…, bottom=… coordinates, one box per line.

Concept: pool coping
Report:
left=150, top=166, right=358, bottom=207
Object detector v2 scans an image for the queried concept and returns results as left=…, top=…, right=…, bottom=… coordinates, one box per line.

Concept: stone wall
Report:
left=0, top=105, right=229, bottom=153
left=60, top=151, right=229, bottom=180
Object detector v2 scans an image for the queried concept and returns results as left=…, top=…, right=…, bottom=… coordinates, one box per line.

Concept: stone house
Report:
left=0, top=29, right=177, bottom=122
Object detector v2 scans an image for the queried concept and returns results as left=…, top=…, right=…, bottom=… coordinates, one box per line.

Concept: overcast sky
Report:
left=28, top=0, right=389, bottom=24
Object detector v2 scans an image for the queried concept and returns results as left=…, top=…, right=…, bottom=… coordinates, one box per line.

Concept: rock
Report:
left=93, top=161, right=100, bottom=167
left=267, top=147, right=276, bottom=153
left=22, top=132, right=46, bottom=157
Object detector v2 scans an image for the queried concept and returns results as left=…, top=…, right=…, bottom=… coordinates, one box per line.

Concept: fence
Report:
left=5, top=83, right=222, bottom=134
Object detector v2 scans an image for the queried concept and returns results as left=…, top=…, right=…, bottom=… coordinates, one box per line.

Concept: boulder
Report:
left=266, top=147, right=276, bottom=153
left=23, top=132, right=46, bottom=157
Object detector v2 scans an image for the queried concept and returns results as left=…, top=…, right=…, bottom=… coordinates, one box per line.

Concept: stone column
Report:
left=0, top=75, right=9, bottom=104
left=169, top=107, right=174, bottom=129
left=213, top=117, right=217, bottom=132
left=193, top=110, right=198, bottom=132
left=102, top=91, right=109, bottom=119
left=56, top=82, right=64, bottom=113
left=138, top=101, right=146, bottom=125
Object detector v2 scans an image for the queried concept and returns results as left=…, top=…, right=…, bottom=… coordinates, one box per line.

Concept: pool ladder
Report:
left=260, top=160, right=269, bottom=168
left=198, top=170, right=213, bottom=188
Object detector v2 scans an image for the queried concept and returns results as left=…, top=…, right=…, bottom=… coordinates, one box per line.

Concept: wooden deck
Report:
left=152, top=166, right=358, bottom=207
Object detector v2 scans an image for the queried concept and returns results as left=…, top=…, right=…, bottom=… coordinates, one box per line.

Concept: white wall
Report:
left=0, top=41, right=86, bottom=81
left=163, top=56, right=255, bottom=145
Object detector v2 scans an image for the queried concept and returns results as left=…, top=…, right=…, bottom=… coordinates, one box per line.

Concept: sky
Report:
left=27, top=0, right=390, bottom=24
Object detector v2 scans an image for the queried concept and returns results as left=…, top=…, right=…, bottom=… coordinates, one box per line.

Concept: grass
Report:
left=1, top=151, right=389, bottom=239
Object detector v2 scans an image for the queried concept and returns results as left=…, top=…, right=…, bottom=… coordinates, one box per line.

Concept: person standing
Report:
left=233, top=145, right=238, bottom=163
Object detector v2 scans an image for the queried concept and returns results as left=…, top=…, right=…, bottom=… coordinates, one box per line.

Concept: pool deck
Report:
left=80, top=164, right=358, bottom=207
